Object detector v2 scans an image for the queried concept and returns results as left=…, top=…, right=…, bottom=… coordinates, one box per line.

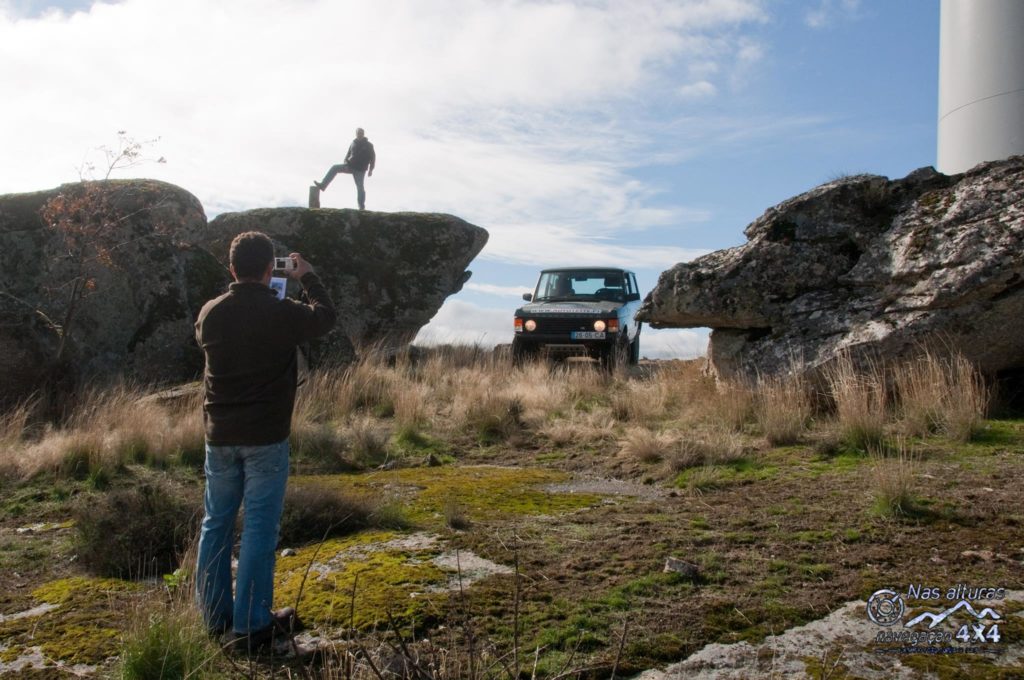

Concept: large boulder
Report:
left=0, top=180, right=228, bottom=392
left=638, top=157, right=1024, bottom=381
left=203, top=208, right=488, bottom=358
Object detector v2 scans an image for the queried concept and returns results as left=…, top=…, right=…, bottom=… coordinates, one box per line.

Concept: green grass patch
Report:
left=673, top=458, right=779, bottom=491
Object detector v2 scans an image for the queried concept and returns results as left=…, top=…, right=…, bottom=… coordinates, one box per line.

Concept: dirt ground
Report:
left=1, top=372, right=1023, bottom=678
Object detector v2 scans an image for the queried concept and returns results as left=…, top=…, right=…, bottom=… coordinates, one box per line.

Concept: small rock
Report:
left=281, top=548, right=296, bottom=557
left=961, top=549, right=994, bottom=562
left=663, top=557, right=700, bottom=580
left=929, top=556, right=946, bottom=565
left=424, top=453, right=441, bottom=467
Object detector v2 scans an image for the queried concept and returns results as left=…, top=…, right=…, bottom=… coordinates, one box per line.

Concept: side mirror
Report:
left=522, top=293, right=533, bottom=302
left=627, top=293, right=641, bottom=302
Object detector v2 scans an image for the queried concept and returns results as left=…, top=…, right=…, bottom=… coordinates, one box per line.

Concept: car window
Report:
left=535, top=271, right=626, bottom=301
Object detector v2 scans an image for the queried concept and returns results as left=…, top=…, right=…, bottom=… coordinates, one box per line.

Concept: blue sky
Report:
left=0, top=0, right=940, bottom=357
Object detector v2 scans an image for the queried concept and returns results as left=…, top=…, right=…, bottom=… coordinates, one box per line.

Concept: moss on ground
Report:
left=300, top=465, right=601, bottom=526
left=274, top=531, right=449, bottom=630
left=0, top=577, right=142, bottom=666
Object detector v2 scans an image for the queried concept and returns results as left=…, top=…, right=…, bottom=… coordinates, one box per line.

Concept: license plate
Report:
left=571, top=331, right=606, bottom=340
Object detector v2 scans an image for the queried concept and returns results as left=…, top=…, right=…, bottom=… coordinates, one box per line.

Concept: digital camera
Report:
left=274, top=256, right=295, bottom=271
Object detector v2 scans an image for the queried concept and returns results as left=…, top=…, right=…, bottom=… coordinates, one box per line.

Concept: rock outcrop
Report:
left=0, top=182, right=488, bottom=400
left=203, top=208, right=487, bottom=358
left=638, top=156, right=1024, bottom=381
left=0, top=180, right=226, bottom=397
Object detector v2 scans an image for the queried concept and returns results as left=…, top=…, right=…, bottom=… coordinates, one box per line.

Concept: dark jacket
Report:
left=345, top=137, right=376, bottom=172
left=195, top=272, right=336, bottom=446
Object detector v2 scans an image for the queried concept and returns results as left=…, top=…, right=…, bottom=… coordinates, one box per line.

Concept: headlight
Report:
left=593, top=320, right=607, bottom=332
left=525, top=319, right=537, bottom=332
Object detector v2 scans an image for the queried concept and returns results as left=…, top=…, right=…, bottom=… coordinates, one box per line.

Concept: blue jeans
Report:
left=320, top=164, right=367, bottom=209
left=195, top=439, right=289, bottom=635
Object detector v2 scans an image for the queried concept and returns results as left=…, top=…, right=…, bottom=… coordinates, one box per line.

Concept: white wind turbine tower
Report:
left=938, top=0, right=1024, bottom=174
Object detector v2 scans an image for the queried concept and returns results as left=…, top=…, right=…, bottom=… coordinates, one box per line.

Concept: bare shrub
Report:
left=619, top=428, right=676, bottom=463
left=74, top=481, right=202, bottom=578
left=278, top=482, right=373, bottom=546
left=753, top=374, right=812, bottom=445
left=825, top=353, right=888, bottom=451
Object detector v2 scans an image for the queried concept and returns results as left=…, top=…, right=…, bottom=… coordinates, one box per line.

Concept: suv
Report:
left=513, top=267, right=642, bottom=368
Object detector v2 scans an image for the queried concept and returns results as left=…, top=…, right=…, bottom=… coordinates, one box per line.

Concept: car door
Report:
left=621, top=272, right=642, bottom=341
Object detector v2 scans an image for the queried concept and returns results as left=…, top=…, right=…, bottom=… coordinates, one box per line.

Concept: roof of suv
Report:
left=540, top=267, right=635, bottom=274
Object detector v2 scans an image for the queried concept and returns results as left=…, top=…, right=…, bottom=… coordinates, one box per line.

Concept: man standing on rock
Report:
left=313, top=127, right=376, bottom=210
left=194, top=231, right=335, bottom=654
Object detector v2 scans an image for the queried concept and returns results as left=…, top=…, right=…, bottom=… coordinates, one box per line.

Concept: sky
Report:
left=0, top=0, right=940, bottom=358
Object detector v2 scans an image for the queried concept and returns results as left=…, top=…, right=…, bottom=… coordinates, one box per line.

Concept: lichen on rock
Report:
left=639, top=156, right=1024, bottom=381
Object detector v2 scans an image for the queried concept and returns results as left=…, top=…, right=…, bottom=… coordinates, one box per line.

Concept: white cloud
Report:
left=415, top=298, right=708, bottom=360
left=640, top=327, right=708, bottom=359
left=678, top=80, right=718, bottom=100
left=0, top=0, right=767, bottom=266
left=463, top=282, right=533, bottom=298
left=804, top=0, right=861, bottom=29
left=415, top=299, right=513, bottom=348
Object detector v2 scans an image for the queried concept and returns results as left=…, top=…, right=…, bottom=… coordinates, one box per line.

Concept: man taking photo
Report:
left=194, top=231, right=335, bottom=654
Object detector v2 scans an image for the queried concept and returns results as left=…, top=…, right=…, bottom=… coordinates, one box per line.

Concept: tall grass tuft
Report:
left=753, top=374, right=812, bottom=445
left=119, top=601, right=218, bottom=680
left=825, top=353, right=888, bottom=452
left=619, top=428, right=676, bottom=463
left=938, top=353, right=988, bottom=442
left=869, top=439, right=918, bottom=517
left=894, top=350, right=988, bottom=442
left=706, top=381, right=754, bottom=432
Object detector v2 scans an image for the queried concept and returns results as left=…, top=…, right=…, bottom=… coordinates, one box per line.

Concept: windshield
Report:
left=533, top=271, right=627, bottom=302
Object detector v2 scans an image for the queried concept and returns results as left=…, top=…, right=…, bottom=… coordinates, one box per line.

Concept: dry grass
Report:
left=869, top=439, right=919, bottom=517
left=703, top=380, right=754, bottom=432
left=610, top=379, right=669, bottom=425
left=753, top=374, right=812, bottom=445
left=825, top=353, right=888, bottom=451
left=619, top=428, right=676, bottom=463
left=664, top=432, right=745, bottom=473
left=892, top=351, right=991, bottom=442
left=347, top=416, right=390, bottom=467
left=940, top=353, right=989, bottom=442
